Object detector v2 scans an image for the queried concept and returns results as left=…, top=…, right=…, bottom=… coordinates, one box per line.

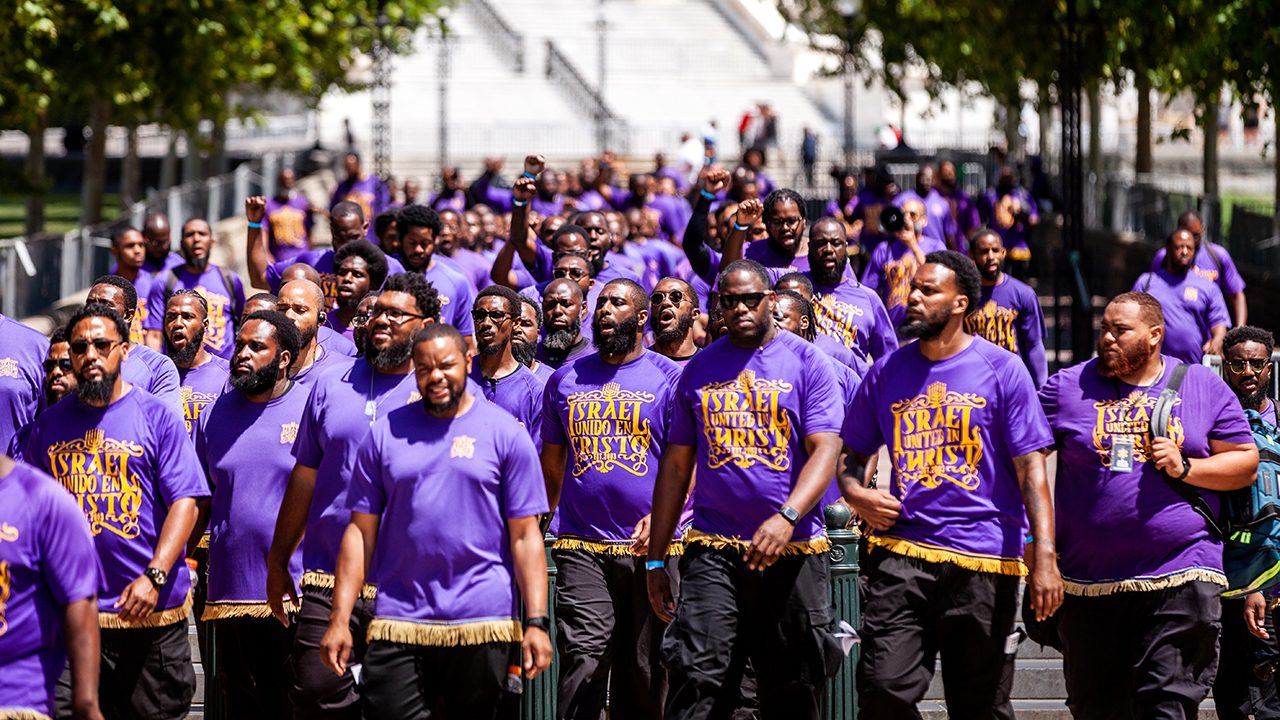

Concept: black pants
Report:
left=857, top=549, right=1020, bottom=720
left=212, top=616, right=297, bottom=720
left=552, top=549, right=669, bottom=720
left=192, top=546, right=209, bottom=669
left=1216, top=597, right=1280, bottom=719
left=289, top=584, right=375, bottom=720
left=661, top=544, right=841, bottom=720
left=56, top=619, right=195, bottom=720
left=1058, top=580, right=1222, bottom=720
left=361, top=640, right=518, bottom=720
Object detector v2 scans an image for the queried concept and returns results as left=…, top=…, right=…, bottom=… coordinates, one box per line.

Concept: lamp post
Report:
left=371, top=1, right=392, bottom=178
left=596, top=0, right=609, bottom=152
left=837, top=0, right=860, bottom=170
left=437, top=7, right=451, bottom=171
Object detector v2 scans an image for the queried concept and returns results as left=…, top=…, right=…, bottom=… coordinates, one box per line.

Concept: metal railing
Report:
left=465, top=0, right=526, bottom=74
left=544, top=40, right=631, bottom=153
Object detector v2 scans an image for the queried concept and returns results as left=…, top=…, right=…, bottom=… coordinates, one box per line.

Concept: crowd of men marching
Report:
left=0, top=147, right=1275, bottom=720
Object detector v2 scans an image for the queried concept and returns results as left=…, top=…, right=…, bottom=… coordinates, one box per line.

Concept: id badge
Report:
left=1110, top=436, right=1135, bottom=472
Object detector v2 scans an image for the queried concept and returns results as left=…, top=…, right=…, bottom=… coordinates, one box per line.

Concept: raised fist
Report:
left=524, top=154, right=546, bottom=177
left=245, top=196, right=267, bottom=224
left=513, top=176, right=536, bottom=203
left=736, top=198, right=764, bottom=227
left=702, top=168, right=730, bottom=196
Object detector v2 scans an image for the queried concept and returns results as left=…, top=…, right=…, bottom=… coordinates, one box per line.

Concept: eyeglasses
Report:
left=43, top=358, right=73, bottom=373
left=471, top=309, right=513, bottom=323
left=554, top=267, right=589, bottom=280
left=351, top=314, right=370, bottom=328
left=368, top=306, right=427, bottom=324
left=718, top=292, right=767, bottom=311
left=766, top=216, right=803, bottom=228
left=69, top=339, right=122, bottom=356
left=1227, top=358, right=1269, bottom=374
left=650, top=290, right=687, bottom=306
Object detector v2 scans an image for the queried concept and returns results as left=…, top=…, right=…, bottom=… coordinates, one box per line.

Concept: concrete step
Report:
left=925, top=658, right=1064, bottom=701
left=919, top=699, right=1218, bottom=719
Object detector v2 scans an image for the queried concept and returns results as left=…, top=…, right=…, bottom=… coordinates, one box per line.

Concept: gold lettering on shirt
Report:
left=46, top=429, right=146, bottom=539
left=0, top=560, right=9, bottom=636
left=964, top=300, right=1021, bottom=353
left=194, top=287, right=233, bottom=353
left=882, top=254, right=920, bottom=310
left=1183, top=286, right=1199, bottom=303
left=280, top=422, right=299, bottom=444
left=451, top=435, right=476, bottom=459
left=813, top=296, right=864, bottom=350
left=566, top=382, right=655, bottom=477
left=1092, top=391, right=1184, bottom=467
left=0, top=358, right=17, bottom=379
left=269, top=206, right=308, bottom=248
left=0, top=523, right=17, bottom=543
left=1193, top=266, right=1219, bottom=284
left=891, top=381, right=987, bottom=493
left=320, top=273, right=340, bottom=309
left=700, top=369, right=793, bottom=471
left=182, top=386, right=219, bottom=435
left=132, top=299, right=149, bottom=346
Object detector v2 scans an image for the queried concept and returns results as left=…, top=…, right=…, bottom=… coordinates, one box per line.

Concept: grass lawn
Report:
left=0, top=193, right=121, bottom=237
left=1220, top=191, right=1274, bottom=237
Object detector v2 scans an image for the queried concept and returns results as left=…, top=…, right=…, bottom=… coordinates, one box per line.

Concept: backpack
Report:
left=1221, top=408, right=1280, bottom=598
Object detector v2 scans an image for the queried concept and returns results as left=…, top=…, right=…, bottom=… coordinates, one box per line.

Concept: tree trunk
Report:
left=209, top=119, right=226, bottom=179
left=1202, top=98, right=1219, bottom=198
left=23, top=112, right=47, bottom=236
left=1135, top=72, right=1153, bottom=175
left=79, top=97, right=111, bottom=226
left=1088, top=80, right=1102, bottom=179
left=121, top=126, right=140, bottom=209
left=1003, top=97, right=1023, bottom=161
left=160, top=130, right=178, bottom=190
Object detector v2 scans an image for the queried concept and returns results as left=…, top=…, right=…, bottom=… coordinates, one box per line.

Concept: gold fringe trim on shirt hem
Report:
left=300, top=571, right=378, bottom=600
left=99, top=590, right=193, bottom=629
left=552, top=536, right=686, bottom=558
left=686, top=529, right=831, bottom=556
left=366, top=618, right=523, bottom=647
left=202, top=599, right=300, bottom=621
left=0, top=709, right=53, bottom=720
left=1063, top=569, right=1227, bottom=597
left=868, top=536, right=1027, bottom=576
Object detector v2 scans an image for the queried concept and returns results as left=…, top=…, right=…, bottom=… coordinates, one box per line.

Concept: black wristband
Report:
left=1177, top=454, right=1192, bottom=482
left=525, top=616, right=551, bottom=633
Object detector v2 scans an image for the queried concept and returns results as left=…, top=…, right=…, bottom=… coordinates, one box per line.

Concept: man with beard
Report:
left=320, top=323, right=552, bottom=718
left=6, top=327, right=77, bottom=460
left=267, top=272, right=440, bottom=719
left=396, top=204, right=477, bottom=349
left=1132, top=228, right=1231, bottom=364
left=278, top=265, right=359, bottom=359
left=25, top=304, right=208, bottom=720
left=0, top=309, right=49, bottom=453
left=840, top=251, right=1059, bottom=718
left=143, top=218, right=246, bottom=361
left=1042, top=292, right=1258, bottom=718
left=140, top=211, right=184, bottom=276
left=965, top=229, right=1048, bottom=387
left=802, top=218, right=896, bottom=367
left=1151, top=210, right=1248, bottom=326
left=541, top=278, right=684, bottom=718
left=470, top=287, right=544, bottom=442
left=647, top=259, right=843, bottom=720
left=327, top=240, right=389, bottom=343
left=516, top=295, right=555, bottom=383
left=566, top=210, right=642, bottom=287
left=109, top=227, right=155, bottom=344
left=277, top=279, right=352, bottom=386
left=722, top=188, right=810, bottom=274
left=196, top=310, right=307, bottom=719
left=1218, top=327, right=1280, bottom=720
left=649, top=277, right=701, bottom=366
left=87, top=275, right=183, bottom=417
left=936, top=160, right=980, bottom=243
left=164, top=290, right=231, bottom=440
left=861, top=201, right=945, bottom=333
left=538, top=279, right=592, bottom=369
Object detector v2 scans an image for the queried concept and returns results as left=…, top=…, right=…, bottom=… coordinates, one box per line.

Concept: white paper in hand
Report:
left=834, top=620, right=861, bottom=656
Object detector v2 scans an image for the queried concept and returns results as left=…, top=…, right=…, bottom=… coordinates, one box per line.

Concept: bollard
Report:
left=204, top=618, right=225, bottom=720
left=824, top=503, right=860, bottom=720
left=521, top=533, right=559, bottom=719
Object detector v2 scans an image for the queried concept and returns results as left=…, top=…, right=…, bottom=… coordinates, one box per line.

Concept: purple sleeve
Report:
left=1204, top=283, right=1231, bottom=329
left=499, top=422, right=550, bottom=519
left=143, top=281, right=165, bottom=331
left=997, top=355, right=1054, bottom=456
left=266, top=260, right=288, bottom=293
left=39, top=483, right=102, bottom=604
left=840, top=367, right=883, bottom=455
left=868, top=295, right=898, bottom=359
left=800, top=349, right=843, bottom=435
left=860, top=248, right=883, bottom=292
left=347, top=428, right=387, bottom=515
left=668, top=371, right=698, bottom=447
left=452, top=281, right=476, bottom=336
left=292, top=383, right=326, bottom=468
left=1214, top=246, right=1246, bottom=296
left=155, top=408, right=211, bottom=504
left=529, top=244, right=555, bottom=283
left=1018, top=286, right=1048, bottom=388
left=539, top=377, right=567, bottom=447
left=148, top=355, right=184, bottom=419
left=1150, top=248, right=1167, bottom=273
left=472, top=175, right=514, bottom=213
left=23, top=423, right=47, bottom=475
left=1037, top=368, right=1064, bottom=438
left=193, top=407, right=211, bottom=485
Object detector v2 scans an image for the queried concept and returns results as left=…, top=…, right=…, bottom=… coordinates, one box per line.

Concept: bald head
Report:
left=142, top=212, right=171, bottom=261
left=277, top=279, right=327, bottom=348
left=280, top=262, right=323, bottom=286
left=279, top=279, right=325, bottom=310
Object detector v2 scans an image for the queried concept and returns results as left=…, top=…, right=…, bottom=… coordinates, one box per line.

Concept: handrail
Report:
left=543, top=39, right=630, bottom=151
left=466, top=0, right=526, bottom=74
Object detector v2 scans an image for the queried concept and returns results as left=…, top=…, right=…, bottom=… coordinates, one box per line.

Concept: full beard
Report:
left=593, top=315, right=640, bottom=355
left=366, top=339, right=413, bottom=371
left=166, top=329, right=206, bottom=366
left=543, top=321, right=581, bottom=352
left=423, top=382, right=464, bottom=414
left=75, top=368, right=119, bottom=404
left=185, top=254, right=210, bottom=271
left=1097, top=342, right=1150, bottom=379
left=898, top=314, right=948, bottom=341
left=652, top=310, right=694, bottom=345
left=229, top=361, right=279, bottom=395
left=477, top=337, right=505, bottom=357
left=1242, top=386, right=1270, bottom=411
left=512, top=338, right=536, bottom=367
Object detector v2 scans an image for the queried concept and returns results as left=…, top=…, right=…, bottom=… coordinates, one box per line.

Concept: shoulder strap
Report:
left=218, top=265, right=243, bottom=322
left=1204, top=240, right=1225, bottom=275
left=1150, top=362, right=1224, bottom=537
left=1141, top=272, right=1154, bottom=292
left=162, top=270, right=179, bottom=300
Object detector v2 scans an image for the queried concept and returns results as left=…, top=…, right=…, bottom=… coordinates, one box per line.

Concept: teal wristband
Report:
left=247, top=221, right=263, bottom=229
left=699, top=189, right=715, bottom=200
left=645, top=560, right=666, bottom=571
left=1024, top=534, right=1035, bottom=544
left=733, top=222, right=750, bottom=232
left=513, top=199, right=529, bottom=207
left=522, top=171, right=537, bottom=179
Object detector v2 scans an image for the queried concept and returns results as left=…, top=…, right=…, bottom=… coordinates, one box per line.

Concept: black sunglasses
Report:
left=471, top=309, right=513, bottom=323
left=554, top=267, right=588, bottom=280
left=43, top=358, right=73, bottom=373
left=718, top=292, right=767, bottom=311
left=69, top=339, right=122, bottom=356
left=650, top=290, right=687, bottom=306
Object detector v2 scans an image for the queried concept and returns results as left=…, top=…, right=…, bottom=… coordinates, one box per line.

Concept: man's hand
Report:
left=845, top=486, right=901, bottom=532
left=1246, top=592, right=1270, bottom=639
left=735, top=198, right=763, bottom=228
left=320, top=622, right=354, bottom=677
left=524, top=154, right=546, bottom=177
left=646, top=567, right=676, bottom=623
left=1203, top=336, right=1225, bottom=356
left=745, top=513, right=795, bottom=572
left=484, top=158, right=504, bottom=174
left=245, top=196, right=267, bottom=224
left=522, top=626, right=553, bottom=679
left=266, top=560, right=300, bottom=628
left=630, top=514, right=652, bottom=556
left=702, top=168, right=730, bottom=196
left=1024, top=540, right=1064, bottom=622
left=513, top=176, right=536, bottom=203
left=1151, top=436, right=1187, bottom=478
left=72, top=701, right=105, bottom=720
left=114, top=575, right=159, bottom=622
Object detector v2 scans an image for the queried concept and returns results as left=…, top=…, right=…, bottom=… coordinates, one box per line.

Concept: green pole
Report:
left=824, top=503, right=860, bottom=720
left=521, top=533, right=559, bottom=719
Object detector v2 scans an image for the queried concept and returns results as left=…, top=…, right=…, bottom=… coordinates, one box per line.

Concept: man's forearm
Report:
left=1185, top=445, right=1260, bottom=491
left=64, top=597, right=100, bottom=715
left=647, top=446, right=695, bottom=561
left=510, top=517, right=548, bottom=617
left=1014, top=451, right=1055, bottom=550
left=247, top=226, right=272, bottom=289
left=837, top=448, right=871, bottom=498
left=152, top=497, right=199, bottom=573
left=268, top=465, right=317, bottom=567
left=330, top=518, right=374, bottom=626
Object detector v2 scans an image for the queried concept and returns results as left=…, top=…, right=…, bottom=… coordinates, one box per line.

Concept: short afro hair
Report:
left=334, top=239, right=390, bottom=289
left=1108, top=291, right=1165, bottom=329
left=381, top=271, right=441, bottom=322
left=242, top=310, right=303, bottom=365
left=763, top=188, right=807, bottom=224
left=396, top=204, right=442, bottom=237
left=1224, top=325, right=1275, bottom=357
left=91, top=275, right=138, bottom=317
left=518, top=294, right=542, bottom=328
left=476, top=285, right=523, bottom=317
left=718, top=259, right=772, bottom=292
left=414, top=322, right=467, bottom=357
left=374, top=211, right=398, bottom=240
left=66, top=304, right=129, bottom=344
left=924, top=250, right=981, bottom=316
left=774, top=272, right=814, bottom=298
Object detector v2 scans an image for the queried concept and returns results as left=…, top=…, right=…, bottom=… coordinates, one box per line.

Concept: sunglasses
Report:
left=554, top=267, right=588, bottom=280
left=471, top=309, right=513, bottom=323
left=718, top=292, right=767, bottom=311
left=369, top=306, right=427, bottom=324
left=650, top=290, right=687, bottom=306
left=1226, top=358, right=1269, bottom=374
left=43, top=358, right=73, bottom=373
left=69, top=339, right=122, bottom=356
left=351, top=314, right=370, bottom=328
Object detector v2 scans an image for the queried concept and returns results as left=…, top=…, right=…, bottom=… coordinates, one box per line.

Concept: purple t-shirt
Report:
left=922, top=188, right=961, bottom=251
left=1041, top=358, right=1253, bottom=592
left=130, top=272, right=155, bottom=346
left=979, top=187, right=1038, bottom=258
left=293, top=361, right=420, bottom=576
left=843, top=338, right=1052, bottom=571
left=122, top=344, right=183, bottom=419
left=0, top=315, right=48, bottom=455
left=860, top=238, right=945, bottom=329
left=470, top=364, right=544, bottom=445
left=265, top=194, right=313, bottom=263
left=964, top=275, right=1048, bottom=388
left=24, top=390, right=210, bottom=620
left=349, top=398, right=548, bottom=627
left=1133, top=268, right=1231, bottom=365
left=143, top=266, right=246, bottom=361
left=541, top=350, right=683, bottom=543
left=331, top=175, right=389, bottom=241
left=938, top=186, right=980, bottom=238
left=669, top=331, right=843, bottom=544
left=196, top=385, right=308, bottom=609
left=0, top=462, right=101, bottom=718
left=318, top=326, right=357, bottom=358
left=266, top=249, right=408, bottom=307
left=139, top=252, right=185, bottom=277
left=809, top=274, right=898, bottom=366
left=292, top=344, right=354, bottom=389
left=1151, top=242, right=1246, bottom=298
left=444, top=248, right=493, bottom=293
left=424, top=260, right=476, bottom=337
left=815, top=332, right=866, bottom=377
left=178, top=356, right=230, bottom=441
left=745, top=240, right=807, bottom=274
left=820, top=352, right=861, bottom=508
left=530, top=361, right=556, bottom=385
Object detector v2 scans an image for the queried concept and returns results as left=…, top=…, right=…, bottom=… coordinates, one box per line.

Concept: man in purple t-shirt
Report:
left=514, top=295, right=555, bottom=383
left=840, top=251, right=1060, bottom=718
left=0, top=454, right=103, bottom=720
left=164, top=291, right=231, bottom=440
left=327, top=241, right=389, bottom=344
left=1042, top=292, right=1258, bottom=718
left=278, top=279, right=353, bottom=387
left=648, top=277, right=702, bottom=366
left=1151, top=209, right=1248, bottom=326
left=937, top=161, right=981, bottom=243
left=537, top=279, right=593, bottom=369
left=139, top=212, right=185, bottom=277
left=804, top=218, right=898, bottom=367
left=542, top=279, right=684, bottom=718
left=0, top=313, right=48, bottom=454
left=330, top=152, right=389, bottom=242
left=978, top=166, right=1039, bottom=280
left=470, top=286, right=544, bottom=443
left=720, top=189, right=812, bottom=274
left=965, top=229, right=1048, bottom=387
left=648, top=259, right=843, bottom=720
left=320, top=324, right=552, bottom=717
left=109, top=227, right=155, bottom=345
left=7, top=327, right=77, bottom=461
left=1133, top=228, right=1231, bottom=364
left=196, top=311, right=307, bottom=718
left=861, top=202, right=945, bottom=333
left=87, top=276, right=183, bottom=418
left=143, top=218, right=246, bottom=361
left=25, top=305, right=208, bottom=720
left=265, top=168, right=316, bottom=264
left=395, top=204, right=477, bottom=349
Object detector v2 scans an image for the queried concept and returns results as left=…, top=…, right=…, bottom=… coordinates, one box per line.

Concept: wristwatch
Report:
left=144, top=567, right=168, bottom=588
left=778, top=505, right=799, bottom=526
left=1177, top=454, right=1192, bottom=482
left=525, top=616, right=551, bottom=633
